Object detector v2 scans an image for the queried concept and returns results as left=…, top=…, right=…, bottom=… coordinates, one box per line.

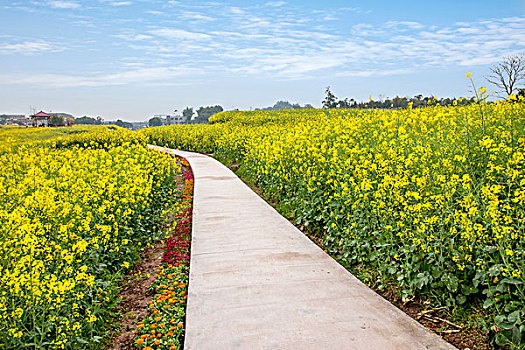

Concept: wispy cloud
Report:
left=48, top=1, right=80, bottom=9
left=178, top=11, right=215, bottom=22
left=3, top=1, right=524, bottom=87
left=108, top=1, right=132, bottom=6
left=0, top=66, right=199, bottom=87
left=108, top=9, right=525, bottom=81
left=0, top=40, right=60, bottom=55
left=114, top=33, right=153, bottom=41
left=149, top=28, right=211, bottom=40
left=266, top=1, right=286, bottom=7
left=99, top=0, right=132, bottom=6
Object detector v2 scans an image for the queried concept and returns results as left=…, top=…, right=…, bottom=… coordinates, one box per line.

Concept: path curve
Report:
left=148, top=145, right=457, bottom=350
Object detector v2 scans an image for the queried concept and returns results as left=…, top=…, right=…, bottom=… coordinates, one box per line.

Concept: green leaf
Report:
left=500, top=278, right=523, bottom=286
left=512, top=325, right=522, bottom=345
left=76, top=338, right=89, bottom=344
left=456, top=294, right=467, bottom=304
left=483, top=298, right=494, bottom=309
left=508, top=310, right=520, bottom=323
left=494, top=332, right=509, bottom=346
left=495, top=315, right=516, bottom=330
left=441, top=273, right=459, bottom=292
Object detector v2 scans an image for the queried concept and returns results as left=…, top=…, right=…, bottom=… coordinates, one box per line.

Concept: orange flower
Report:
left=136, top=338, right=144, bottom=345
left=154, top=339, right=161, bottom=345
left=177, top=323, right=184, bottom=328
left=155, top=316, right=161, bottom=322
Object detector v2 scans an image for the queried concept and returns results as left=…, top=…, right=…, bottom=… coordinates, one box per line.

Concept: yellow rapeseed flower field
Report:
left=143, top=99, right=525, bottom=347
left=0, top=127, right=180, bottom=348
left=0, top=125, right=98, bottom=154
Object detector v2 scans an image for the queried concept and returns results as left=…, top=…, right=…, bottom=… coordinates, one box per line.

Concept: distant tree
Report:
left=75, top=116, right=97, bottom=125
left=337, top=98, right=356, bottom=108
left=96, top=116, right=103, bottom=125
left=487, top=55, right=525, bottom=98
left=148, top=117, right=163, bottom=127
left=196, top=105, right=223, bottom=123
left=322, top=87, right=338, bottom=108
left=259, top=101, right=309, bottom=111
left=182, top=107, right=194, bottom=122
left=116, top=119, right=133, bottom=129
left=392, top=96, right=408, bottom=108
left=49, top=115, right=65, bottom=127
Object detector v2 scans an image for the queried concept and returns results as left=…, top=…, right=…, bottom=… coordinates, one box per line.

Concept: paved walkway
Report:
left=148, top=145, right=457, bottom=350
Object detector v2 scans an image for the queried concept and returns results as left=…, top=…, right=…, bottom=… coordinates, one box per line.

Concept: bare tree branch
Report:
left=486, top=55, right=525, bottom=98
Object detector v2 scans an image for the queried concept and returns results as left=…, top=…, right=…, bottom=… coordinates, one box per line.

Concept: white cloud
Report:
left=0, top=40, right=60, bottom=55
left=48, top=1, right=80, bottom=9
left=230, top=7, right=245, bottom=15
left=110, top=10, right=524, bottom=80
left=385, top=21, right=424, bottom=30
left=108, top=1, right=132, bottom=6
left=149, top=28, right=211, bottom=40
left=114, top=33, right=153, bottom=41
left=266, top=1, right=286, bottom=7
left=99, top=0, right=132, bottom=6
left=0, top=66, right=199, bottom=87
left=179, top=11, right=215, bottom=22
left=336, top=68, right=415, bottom=78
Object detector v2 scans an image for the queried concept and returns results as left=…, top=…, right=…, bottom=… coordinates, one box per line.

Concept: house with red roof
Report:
left=30, top=111, right=52, bottom=127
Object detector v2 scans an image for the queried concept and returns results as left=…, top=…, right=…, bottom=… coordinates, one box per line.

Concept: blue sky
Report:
left=1, top=0, right=524, bottom=121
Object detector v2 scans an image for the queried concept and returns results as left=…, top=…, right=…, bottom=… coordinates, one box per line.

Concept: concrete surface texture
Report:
left=148, top=145, right=458, bottom=350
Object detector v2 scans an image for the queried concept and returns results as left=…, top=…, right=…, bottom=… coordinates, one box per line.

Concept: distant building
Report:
left=0, top=114, right=31, bottom=126
left=153, top=114, right=187, bottom=125
left=28, top=111, right=74, bottom=127
left=30, top=111, right=52, bottom=127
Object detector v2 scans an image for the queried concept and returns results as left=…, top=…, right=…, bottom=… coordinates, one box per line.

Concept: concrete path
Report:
left=148, top=145, right=457, bottom=350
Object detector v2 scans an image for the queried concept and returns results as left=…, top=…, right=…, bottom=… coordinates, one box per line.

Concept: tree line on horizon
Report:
left=322, top=54, right=525, bottom=109
left=321, top=87, right=480, bottom=109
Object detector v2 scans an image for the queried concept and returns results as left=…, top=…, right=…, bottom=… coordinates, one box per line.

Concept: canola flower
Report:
left=0, top=124, right=98, bottom=154
left=142, top=98, right=525, bottom=347
left=0, top=127, right=180, bottom=348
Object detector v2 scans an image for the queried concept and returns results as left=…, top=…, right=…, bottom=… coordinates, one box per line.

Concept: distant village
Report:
left=0, top=112, right=76, bottom=127
left=0, top=104, right=230, bottom=130
left=0, top=111, right=191, bottom=130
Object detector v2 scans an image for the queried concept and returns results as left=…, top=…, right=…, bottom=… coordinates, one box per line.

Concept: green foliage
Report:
left=75, top=116, right=103, bottom=125
left=182, top=107, right=194, bottom=120
left=148, top=117, right=163, bottom=127
left=49, top=115, right=65, bottom=127
left=195, top=105, right=223, bottom=123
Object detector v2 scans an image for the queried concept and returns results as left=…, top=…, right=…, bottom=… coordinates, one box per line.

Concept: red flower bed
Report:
left=134, top=156, right=193, bottom=350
